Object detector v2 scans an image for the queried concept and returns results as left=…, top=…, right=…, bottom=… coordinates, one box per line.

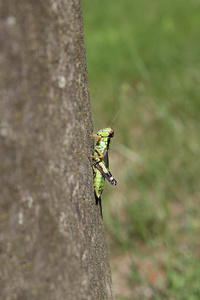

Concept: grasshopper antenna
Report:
left=109, top=108, right=120, bottom=128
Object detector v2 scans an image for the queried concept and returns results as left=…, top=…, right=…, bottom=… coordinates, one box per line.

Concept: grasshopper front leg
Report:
left=89, top=134, right=101, bottom=143
left=89, top=134, right=104, bottom=159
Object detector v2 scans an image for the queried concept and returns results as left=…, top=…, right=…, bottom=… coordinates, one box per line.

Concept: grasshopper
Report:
left=89, top=109, right=120, bottom=217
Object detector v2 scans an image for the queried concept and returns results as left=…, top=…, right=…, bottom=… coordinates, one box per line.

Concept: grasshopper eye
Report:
left=108, top=129, right=114, bottom=137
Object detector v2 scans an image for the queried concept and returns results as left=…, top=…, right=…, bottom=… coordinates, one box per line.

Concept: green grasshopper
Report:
left=90, top=109, right=120, bottom=217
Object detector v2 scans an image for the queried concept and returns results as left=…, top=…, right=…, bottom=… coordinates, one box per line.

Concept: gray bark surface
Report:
left=0, top=0, right=114, bottom=299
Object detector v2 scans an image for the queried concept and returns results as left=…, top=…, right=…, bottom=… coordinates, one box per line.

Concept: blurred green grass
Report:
left=82, top=0, right=200, bottom=299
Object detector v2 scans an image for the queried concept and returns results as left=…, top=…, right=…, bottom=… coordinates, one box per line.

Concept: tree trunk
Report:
left=0, top=1, right=114, bottom=299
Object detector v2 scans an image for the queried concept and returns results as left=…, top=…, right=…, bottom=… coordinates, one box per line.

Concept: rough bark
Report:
left=0, top=0, right=114, bottom=299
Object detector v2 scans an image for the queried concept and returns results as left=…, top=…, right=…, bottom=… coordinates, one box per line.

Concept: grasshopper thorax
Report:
left=97, top=127, right=114, bottom=138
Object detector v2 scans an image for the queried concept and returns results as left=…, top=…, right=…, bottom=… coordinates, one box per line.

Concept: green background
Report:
left=82, top=1, right=200, bottom=299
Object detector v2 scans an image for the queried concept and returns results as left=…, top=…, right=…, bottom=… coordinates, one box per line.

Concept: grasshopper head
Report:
left=97, top=127, right=114, bottom=138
